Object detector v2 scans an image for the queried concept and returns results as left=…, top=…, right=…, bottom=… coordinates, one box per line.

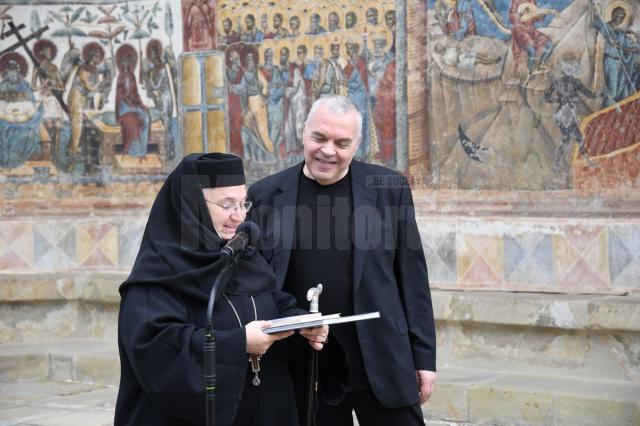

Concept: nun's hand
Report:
left=245, top=321, right=293, bottom=355
left=299, top=324, right=329, bottom=351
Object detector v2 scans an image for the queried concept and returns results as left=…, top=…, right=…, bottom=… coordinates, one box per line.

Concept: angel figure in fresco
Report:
left=0, top=53, right=43, bottom=169
left=115, top=45, right=150, bottom=161
left=31, top=39, right=65, bottom=166
left=544, top=52, right=599, bottom=170
left=185, top=0, right=216, bottom=51
left=509, top=0, right=560, bottom=75
left=590, top=0, right=639, bottom=106
left=144, top=40, right=175, bottom=160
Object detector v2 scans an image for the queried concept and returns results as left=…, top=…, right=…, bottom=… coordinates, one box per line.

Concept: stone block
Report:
left=469, top=385, right=553, bottom=425
left=0, top=353, right=48, bottom=382
left=554, top=395, right=640, bottom=426
left=74, top=353, right=120, bottom=385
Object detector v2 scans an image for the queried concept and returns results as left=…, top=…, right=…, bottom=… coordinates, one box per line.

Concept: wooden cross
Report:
left=1, top=21, right=69, bottom=115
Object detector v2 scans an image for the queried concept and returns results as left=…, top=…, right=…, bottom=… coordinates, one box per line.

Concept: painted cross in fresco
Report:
left=2, top=22, right=68, bottom=115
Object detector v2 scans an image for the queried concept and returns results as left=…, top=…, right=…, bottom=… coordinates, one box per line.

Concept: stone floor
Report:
left=0, top=380, right=469, bottom=426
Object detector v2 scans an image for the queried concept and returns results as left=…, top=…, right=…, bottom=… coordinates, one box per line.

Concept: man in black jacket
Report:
left=248, top=95, right=436, bottom=425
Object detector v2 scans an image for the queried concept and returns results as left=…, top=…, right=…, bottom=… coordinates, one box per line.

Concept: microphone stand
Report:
left=204, top=256, right=237, bottom=426
left=303, top=284, right=323, bottom=426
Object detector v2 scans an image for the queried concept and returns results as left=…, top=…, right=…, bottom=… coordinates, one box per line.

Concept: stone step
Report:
left=0, top=339, right=119, bottom=385
left=424, top=366, right=640, bottom=426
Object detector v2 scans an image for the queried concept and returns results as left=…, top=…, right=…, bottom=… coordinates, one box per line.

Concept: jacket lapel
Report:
left=272, top=163, right=304, bottom=288
left=350, top=161, right=377, bottom=296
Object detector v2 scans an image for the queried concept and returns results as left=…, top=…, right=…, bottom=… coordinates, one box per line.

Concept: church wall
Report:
left=0, top=0, right=638, bottom=296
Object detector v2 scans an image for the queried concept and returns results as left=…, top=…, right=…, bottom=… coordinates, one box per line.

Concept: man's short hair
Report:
left=304, top=95, right=363, bottom=144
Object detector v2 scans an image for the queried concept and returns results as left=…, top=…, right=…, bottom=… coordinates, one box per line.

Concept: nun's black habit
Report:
left=114, top=153, right=304, bottom=426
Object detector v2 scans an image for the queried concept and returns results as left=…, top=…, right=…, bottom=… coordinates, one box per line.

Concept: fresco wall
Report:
left=427, top=0, right=640, bottom=190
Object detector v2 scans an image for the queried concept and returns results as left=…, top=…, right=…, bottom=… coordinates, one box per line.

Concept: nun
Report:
left=115, top=153, right=328, bottom=426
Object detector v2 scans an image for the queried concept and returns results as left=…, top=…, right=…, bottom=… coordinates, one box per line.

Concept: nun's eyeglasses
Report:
left=206, top=200, right=252, bottom=213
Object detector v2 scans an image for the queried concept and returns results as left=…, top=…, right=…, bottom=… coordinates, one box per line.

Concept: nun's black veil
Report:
left=120, top=153, right=277, bottom=299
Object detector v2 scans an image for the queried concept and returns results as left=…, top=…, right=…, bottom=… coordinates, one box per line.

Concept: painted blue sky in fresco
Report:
left=428, top=0, right=573, bottom=40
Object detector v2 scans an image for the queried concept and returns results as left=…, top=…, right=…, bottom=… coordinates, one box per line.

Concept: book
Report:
left=262, top=311, right=380, bottom=334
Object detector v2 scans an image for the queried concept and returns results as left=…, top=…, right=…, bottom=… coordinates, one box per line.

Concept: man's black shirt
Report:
left=283, top=171, right=369, bottom=390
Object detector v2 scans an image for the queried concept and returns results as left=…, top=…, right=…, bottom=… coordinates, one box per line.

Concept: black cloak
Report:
left=114, top=153, right=304, bottom=426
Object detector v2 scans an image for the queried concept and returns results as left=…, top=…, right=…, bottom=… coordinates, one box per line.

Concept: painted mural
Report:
left=427, top=0, right=640, bottom=190
left=207, top=0, right=399, bottom=179
left=0, top=1, right=181, bottom=187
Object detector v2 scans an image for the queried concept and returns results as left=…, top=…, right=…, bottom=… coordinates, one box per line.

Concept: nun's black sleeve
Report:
left=273, top=290, right=309, bottom=318
left=119, top=284, right=246, bottom=424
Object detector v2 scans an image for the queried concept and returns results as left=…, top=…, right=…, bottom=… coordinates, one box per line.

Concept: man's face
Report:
left=346, top=12, right=356, bottom=29
left=273, top=14, right=282, bottom=29
left=264, top=49, right=273, bottom=64
left=347, top=43, right=359, bottom=58
left=223, top=19, right=231, bottom=33
left=302, top=103, right=360, bottom=185
left=612, top=9, right=626, bottom=25
left=297, top=46, right=306, bottom=61
left=245, top=15, right=255, bottom=30
left=331, top=44, right=340, bottom=59
left=310, top=14, right=319, bottom=30
left=373, top=39, right=386, bottom=56
left=385, top=11, right=395, bottom=28
left=230, top=51, right=240, bottom=66
left=314, top=45, right=324, bottom=59
left=280, top=48, right=289, bottom=65
left=366, top=8, right=378, bottom=25
left=246, top=53, right=255, bottom=70
left=290, top=16, right=300, bottom=31
left=329, top=13, right=339, bottom=30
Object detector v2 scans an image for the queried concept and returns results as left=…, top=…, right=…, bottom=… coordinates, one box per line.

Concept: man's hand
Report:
left=416, top=370, right=437, bottom=404
left=299, top=324, right=329, bottom=351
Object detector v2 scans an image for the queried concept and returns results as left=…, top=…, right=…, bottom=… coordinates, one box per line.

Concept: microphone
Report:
left=220, top=221, right=261, bottom=258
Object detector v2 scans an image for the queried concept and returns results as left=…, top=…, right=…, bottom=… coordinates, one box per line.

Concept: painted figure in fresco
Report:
left=369, top=32, right=396, bottom=164
left=229, top=48, right=274, bottom=162
left=344, top=41, right=371, bottom=161
left=368, top=32, right=394, bottom=112
left=544, top=52, right=599, bottom=170
left=32, top=39, right=65, bottom=166
left=145, top=40, right=175, bottom=160
left=266, top=12, right=290, bottom=39
left=226, top=47, right=245, bottom=156
left=281, top=46, right=307, bottom=157
left=0, top=53, right=43, bottom=169
left=241, top=14, right=265, bottom=43
left=185, top=0, right=216, bottom=51
left=260, top=13, right=270, bottom=38
left=385, top=10, right=397, bottom=53
left=67, top=43, right=106, bottom=168
left=366, top=7, right=379, bottom=26
left=345, top=11, right=358, bottom=29
left=509, top=0, right=559, bottom=74
left=116, top=45, right=150, bottom=160
left=443, top=0, right=477, bottom=41
left=434, top=42, right=502, bottom=70
left=220, top=17, right=241, bottom=45
left=296, top=44, right=313, bottom=110
left=260, top=48, right=284, bottom=154
left=311, top=44, right=340, bottom=102
left=329, top=42, right=347, bottom=93
left=591, top=2, right=639, bottom=106
left=289, top=15, right=302, bottom=38
left=328, top=11, right=341, bottom=32
left=306, top=13, right=327, bottom=35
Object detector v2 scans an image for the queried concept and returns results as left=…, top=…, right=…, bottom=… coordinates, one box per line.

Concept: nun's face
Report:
left=202, top=185, right=248, bottom=240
